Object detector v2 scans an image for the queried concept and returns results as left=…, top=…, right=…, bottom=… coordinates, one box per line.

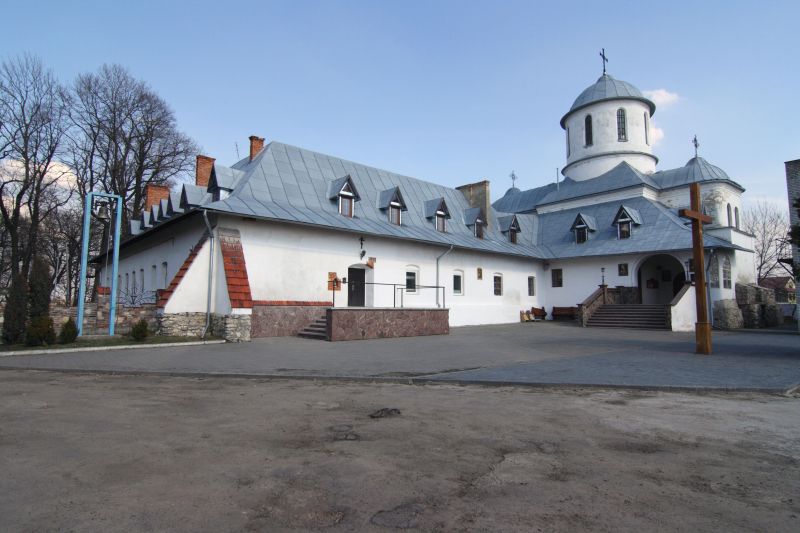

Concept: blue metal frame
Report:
left=76, top=192, right=123, bottom=336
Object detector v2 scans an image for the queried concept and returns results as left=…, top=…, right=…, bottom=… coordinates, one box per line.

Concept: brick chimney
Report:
left=456, top=180, right=491, bottom=227
left=196, top=155, right=215, bottom=187
left=249, top=135, right=265, bottom=161
left=145, top=183, right=171, bottom=211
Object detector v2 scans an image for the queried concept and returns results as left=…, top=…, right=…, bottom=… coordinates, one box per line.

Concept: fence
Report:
left=331, top=280, right=446, bottom=308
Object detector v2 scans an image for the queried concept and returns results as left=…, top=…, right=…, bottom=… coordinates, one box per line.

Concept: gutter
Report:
left=435, top=245, right=454, bottom=307
left=201, top=209, right=215, bottom=338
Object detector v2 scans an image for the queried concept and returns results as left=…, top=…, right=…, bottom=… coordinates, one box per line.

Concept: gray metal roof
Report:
left=496, top=214, right=520, bottom=233
left=561, top=73, right=655, bottom=127
left=537, top=196, right=742, bottom=260
left=423, top=198, right=450, bottom=219
left=210, top=164, right=245, bottom=191
left=377, top=187, right=407, bottom=210
left=126, top=141, right=744, bottom=262
left=494, top=157, right=743, bottom=214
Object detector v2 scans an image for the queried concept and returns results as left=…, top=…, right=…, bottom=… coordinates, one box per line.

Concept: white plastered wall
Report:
left=231, top=217, right=544, bottom=326
left=563, top=99, right=656, bottom=181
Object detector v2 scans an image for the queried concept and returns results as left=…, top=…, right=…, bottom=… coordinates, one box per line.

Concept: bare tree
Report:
left=0, top=55, right=72, bottom=279
left=68, top=64, right=197, bottom=234
left=743, top=200, right=793, bottom=281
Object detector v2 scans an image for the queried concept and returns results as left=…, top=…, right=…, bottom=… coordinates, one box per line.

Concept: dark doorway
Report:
left=672, top=273, right=686, bottom=297
left=347, top=267, right=365, bottom=307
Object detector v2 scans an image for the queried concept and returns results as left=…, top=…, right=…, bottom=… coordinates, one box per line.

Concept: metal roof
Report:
left=651, top=157, right=744, bottom=191
left=209, top=164, right=245, bottom=191
left=561, top=73, right=656, bottom=127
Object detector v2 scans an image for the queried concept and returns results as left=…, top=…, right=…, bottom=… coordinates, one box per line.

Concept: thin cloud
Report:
left=650, top=120, right=665, bottom=146
left=643, top=89, right=680, bottom=108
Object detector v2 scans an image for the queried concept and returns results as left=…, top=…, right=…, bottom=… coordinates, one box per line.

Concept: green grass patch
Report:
left=0, top=335, right=222, bottom=352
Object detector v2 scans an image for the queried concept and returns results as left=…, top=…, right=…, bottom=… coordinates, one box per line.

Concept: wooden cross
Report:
left=600, top=48, right=608, bottom=74
left=679, top=182, right=713, bottom=354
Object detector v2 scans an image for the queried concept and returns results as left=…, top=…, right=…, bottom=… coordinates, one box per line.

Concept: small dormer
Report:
left=208, top=165, right=244, bottom=201
left=158, top=199, right=169, bottom=221
left=140, top=210, right=152, bottom=230
left=612, top=205, right=642, bottom=239
left=464, top=207, right=487, bottom=239
left=167, top=191, right=184, bottom=216
left=497, top=215, right=521, bottom=244
left=378, top=187, right=407, bottom=225
left=327, top=175, right=360, bottom=218
left=424, top=198, right=451, bottom=232
left=570, top=213, right=597, bottom=244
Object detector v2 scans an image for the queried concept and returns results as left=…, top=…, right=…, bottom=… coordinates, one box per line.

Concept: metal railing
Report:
left=117, top=289, right=158, bottom=307
left=331, top=279, right=445, bottom=308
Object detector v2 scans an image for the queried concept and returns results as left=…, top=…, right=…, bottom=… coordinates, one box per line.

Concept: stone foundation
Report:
left=211, top=313, right=251, bottom=342
left=251, top=304, right=329, bottom=338
left=713, top=299, right=744, bottom=330
left=326, top=308, right=449, bottom=341
left=158, top=312, right=251, bottom=342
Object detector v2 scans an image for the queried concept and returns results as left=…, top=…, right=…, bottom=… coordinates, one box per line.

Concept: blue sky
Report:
left=2, top=0, right=798, bottom=205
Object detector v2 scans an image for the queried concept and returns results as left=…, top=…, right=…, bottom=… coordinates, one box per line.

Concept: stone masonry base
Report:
left=326, top=308, right=449, bottom=341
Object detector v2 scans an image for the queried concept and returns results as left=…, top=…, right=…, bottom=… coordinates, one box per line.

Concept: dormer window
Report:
left=339, top=194, right=354, bottom=217
left=474, top=220, right=484, bottom=239
left=570, top=213, right=596, bottom=245
left=498, top=214, right=521, bottom=244
left=612, top=205, right=642, bottom=240
left=378, top=186, right=407, bottom=226
left=328, top=175, right=360, bottom=218
left=388, top=202, right=402, bottom=225
left=435, top=211, right=446, bottom=232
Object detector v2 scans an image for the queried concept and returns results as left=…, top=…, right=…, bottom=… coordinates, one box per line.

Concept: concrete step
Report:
left=298, top=330, right=328, bottom=340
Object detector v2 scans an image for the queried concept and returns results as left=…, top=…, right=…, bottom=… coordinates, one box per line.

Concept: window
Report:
left=644, top=112, right=650, bottom=145
left=339, top=195, right=354, bottom=217
left=131, top=271, right=137, bottom=294
left=566, top=127, right=570, bottom=157
left=435, top=212, right=446, bottom=232
left=140, top=269, right=144, bottom=292
left=388, top=203, right=402, bottom=225
left=474, top=221, right=484, bottom=239
left=734, top=207, right=740, bottom=229
left=161, top=262, right=168, bottom=289
left=618, top=220, right=632, bottom=239
left=584, top=115, right=593, bottom=146
left=125, top=273, right=129, bottom=293
left=618, top=263, right=629, bottom=276
left=727, top=204, right=732, bottom=227
left=509, top=229, right=518, bottom=244
left=493, top=274, right=503, bottom=296
left=527, top=276, right=536, bottom=296
left=453, top=272, right=463, bottom=295
left=552, top=268, right=563, bottom=287
left=687, top=259, right=696, bottom=283
left=617, top=108, right=627, bottom=141
left=722, top=257, right=732, bottom=288
left=575, top=225, right=588, bottom=244
left=405, top=270, right=417, bottom=293
left=151, top=265, right=157, bottom=290
left=477, top=267, right=483, bottom=280
left=709, top=255, right=720, bottom=288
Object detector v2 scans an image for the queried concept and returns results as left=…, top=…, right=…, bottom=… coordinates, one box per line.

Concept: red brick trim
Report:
left=157, top=235, right=208, bottom=308
left=219, top=228, right=253, bottom=309
left=252, top=300, right=333, bottom=307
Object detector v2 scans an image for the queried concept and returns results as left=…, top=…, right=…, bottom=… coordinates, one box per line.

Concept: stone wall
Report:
left=733, top=284, right=782, bottom=329
left=713, top=299, right=744, bottom=330
left=158, top=312, right=251, bottom=342
left=326, top=308, right=449, bottom=341
left=211, top=313, right=251, bottom=342
left=251, top=304, right=329, bottom=338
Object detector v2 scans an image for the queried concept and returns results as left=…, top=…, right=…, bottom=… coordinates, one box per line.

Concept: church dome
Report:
left=560, top=73, right=656, bottom=127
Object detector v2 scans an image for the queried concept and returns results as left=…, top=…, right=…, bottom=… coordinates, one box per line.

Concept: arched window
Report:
left=616, top=108, right=627, bottom=141
left=644, top=112, right=650, bottom=145
left=708, top=255, right=720, bottom=288
left=161, top=262, right=168, bottom=289
left=584, top=115, right=593, bottom=146
left=566, top=127, right=570, bottom=157
left=722, top=257, right=732, bottom=288
left=734, top=207, right=740, bottom=229
left=726, top=204, right=732, bottom=227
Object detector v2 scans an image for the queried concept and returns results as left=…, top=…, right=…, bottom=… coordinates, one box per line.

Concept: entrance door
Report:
left=347, top=267, right=365, bottom=307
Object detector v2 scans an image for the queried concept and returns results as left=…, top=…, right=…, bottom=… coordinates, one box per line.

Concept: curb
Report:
left=0, top=366, right=796, bottom=396
left=0, top=340, right=226, bottom=357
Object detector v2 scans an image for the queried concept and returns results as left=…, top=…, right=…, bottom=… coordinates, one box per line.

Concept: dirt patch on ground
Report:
left=0, top=371, right=798, bottom=532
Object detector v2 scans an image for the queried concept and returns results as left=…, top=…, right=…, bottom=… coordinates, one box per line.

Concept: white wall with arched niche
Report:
left=563, top=99, right=656, bottom=181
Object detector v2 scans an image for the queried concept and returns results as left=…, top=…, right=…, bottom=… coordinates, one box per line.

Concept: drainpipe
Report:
left=435, top=245, right=454, bottom=307
left=201, top=209, right=215, bottom=338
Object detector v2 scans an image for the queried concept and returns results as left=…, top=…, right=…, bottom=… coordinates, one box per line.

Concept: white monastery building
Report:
left=102, top=66, right=755, bottom=339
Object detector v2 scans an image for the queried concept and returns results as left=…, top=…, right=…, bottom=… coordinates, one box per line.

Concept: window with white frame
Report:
left=722, top=257, right=732, bottom=289
left=616, top=108, right=627, bottom=141
left=435, top=212, right=446, bottom=232
left=388, top=202, right=402, bottom=225
left=575, top=223, right=588, bottom=244
left=709, top=255, right=720, bottom=288
left=493, top=274, right=503, bottom=296
left=617, top=218, right=632, bottom=239
left=453, top=270, right=463, bottom=296
left=527, top=276, right=535, bottom=296
left=474, top=220, right=484, bottom=239
left=339, top=194, right=354, bottom=217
